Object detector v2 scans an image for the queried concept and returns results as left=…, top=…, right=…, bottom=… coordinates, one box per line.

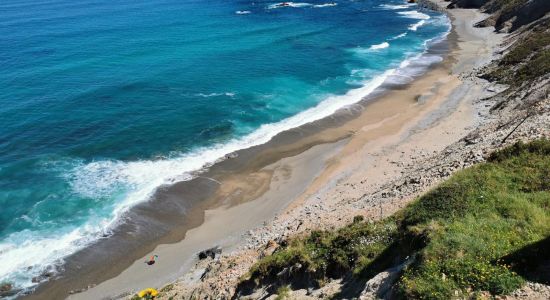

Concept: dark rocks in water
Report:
left=225, top=152, right=238, bottom=159
left=198, top=246, right=222, bottom=260
left=0, top=283, right=12, bottom=292
left=0, top=283, right=17, bottom=298
left=31, top=271, right=54, bottom=283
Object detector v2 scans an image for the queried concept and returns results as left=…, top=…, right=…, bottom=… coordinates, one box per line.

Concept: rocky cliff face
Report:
left=447, top=0, right=488, bottom=9
left=494, top=0, right=550, bottom=31
left=444, top=0, right=550, bottom=123
left=481, top=9, right=549, bottom=118
left=448, top=0, right=550, bottom=32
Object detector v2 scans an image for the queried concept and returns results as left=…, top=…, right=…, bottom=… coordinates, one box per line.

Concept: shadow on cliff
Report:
left=501, top=236, right=550, bottom=285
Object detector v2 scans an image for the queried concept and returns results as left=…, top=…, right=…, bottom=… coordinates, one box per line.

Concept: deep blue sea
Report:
left=0, top=0, right=449, bottom=293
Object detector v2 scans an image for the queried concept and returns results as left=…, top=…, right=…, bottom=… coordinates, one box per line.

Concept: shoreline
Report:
left=24, top=57, right=448, bottom=299
left=152, top=1, right=518, bottom=298
left=21, top=10, right=455, bottom=300
left=23, top=2, right=501, bottom=299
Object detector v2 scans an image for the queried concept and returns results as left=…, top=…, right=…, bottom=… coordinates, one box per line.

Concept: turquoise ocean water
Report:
left=0, top=0, right=449, bottom=294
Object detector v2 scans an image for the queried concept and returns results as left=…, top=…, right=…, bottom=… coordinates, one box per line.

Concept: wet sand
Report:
left=25, top=2, right=504, bottom=299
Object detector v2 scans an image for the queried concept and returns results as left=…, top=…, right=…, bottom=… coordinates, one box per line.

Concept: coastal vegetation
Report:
left=485, top=17, right=550, bottom=85
left=237, top=140, right=550, bottom=299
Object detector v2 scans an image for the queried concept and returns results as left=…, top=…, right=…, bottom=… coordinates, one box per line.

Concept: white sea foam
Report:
left=369, top=42, right=390, bottom=50
left=379, top=4, right=414, bottom=10
left=398, top=10, right=430, bottom=31
left=430, top=14, right=452, bottom=27
left=236, top=10, right=251, bottom=14
left=409, top=20, right=426, bottom=31
left=386, top=53, right=444, bottom=86
left=267, top=2, right=312, bottom=9
left=390, top=32, right=408, bottom=40
left=398, top=10, right=430, bottom=20
left=351, top=42, right=390, bottom=54
left=267, top=2, right=336, bottom=9
left=0, top=220, right=110, bottom=295
left=195, top=92, right=236, bottom=98
left=313, top=3, right=338, bottom=8
left=0, top=14, right=453, bottom=296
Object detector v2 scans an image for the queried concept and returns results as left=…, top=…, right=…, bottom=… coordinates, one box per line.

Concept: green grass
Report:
left=500, top=31, right=550, bottom=66
left=275, top=285, right=290, bottom=300
left=243, top=216, right=402, bottom=291
left=515, top=49, right=550, bottom=83
left=238, top=140, right=550, bottom=299
left=399, top=140, right=550, bottom=298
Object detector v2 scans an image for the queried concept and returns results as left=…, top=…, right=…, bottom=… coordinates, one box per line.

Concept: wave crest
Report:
left=398, top=10, right=431, bottom=20
left=267, top=2, right=336, bottom=9
left=369, top=42, right=390, bottom=50
left=379, top=4, right=413, bottom=10
left=267, top=2, right=312, bottom=9
left=409, top=20, right=426, bottom=31
left=313, top=3, right=337, bottom=8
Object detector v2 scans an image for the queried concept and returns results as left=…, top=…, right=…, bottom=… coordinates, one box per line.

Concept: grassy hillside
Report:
left=237, top=140, right=550, bottom=299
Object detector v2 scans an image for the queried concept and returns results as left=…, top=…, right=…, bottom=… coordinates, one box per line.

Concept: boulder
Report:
left=359, top=269, right=401, bottom=299
left=261, top=240, right=279, bottom=257
left=359, top=258, right=414, bottom=299
left=198, top=246, right=222, bottom=260
left=31, top=271, right=54, bottom=283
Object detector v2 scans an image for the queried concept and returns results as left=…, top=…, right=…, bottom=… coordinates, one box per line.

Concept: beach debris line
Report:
left=144, top=255, right=159, bottom=266
left=198, top=246, right=222, bottom=260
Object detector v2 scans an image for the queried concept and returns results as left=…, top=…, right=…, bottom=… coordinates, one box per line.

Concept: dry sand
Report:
left=60, top=2, right=508, bottom=299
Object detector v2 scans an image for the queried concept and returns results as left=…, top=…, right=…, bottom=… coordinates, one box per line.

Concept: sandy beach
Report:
left=23, top=1, right=512, bottom=299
